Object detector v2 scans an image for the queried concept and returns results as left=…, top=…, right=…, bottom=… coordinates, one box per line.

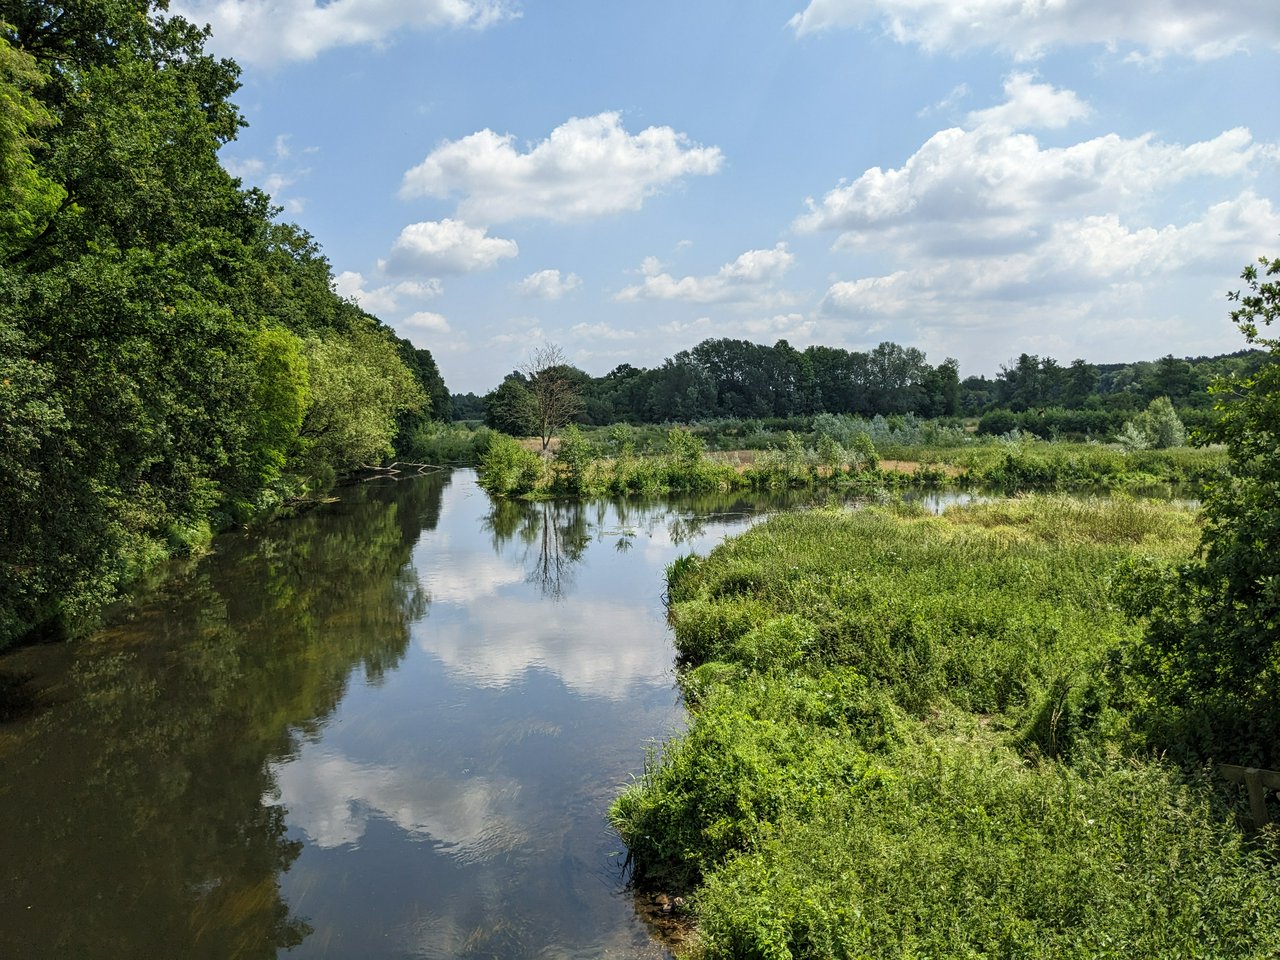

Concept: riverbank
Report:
left=472, top=426, right=1223, bottom=500
left=611, top=495, right=1280, bottom=958
left=3, top=470, right=749, bottom=959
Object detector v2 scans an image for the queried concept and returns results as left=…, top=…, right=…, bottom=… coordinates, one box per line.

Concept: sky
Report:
left=173, top=0, right=1280, bottom=394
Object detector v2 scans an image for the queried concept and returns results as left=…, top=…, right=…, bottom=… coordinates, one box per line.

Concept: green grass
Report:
left=611, top=496, right=1280, bottom=959
left=474, top=424, right=1227, bottom=500
left=870, top=439, right=1226, bottom=492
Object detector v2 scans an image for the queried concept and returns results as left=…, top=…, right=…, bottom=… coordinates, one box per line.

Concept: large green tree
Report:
left=299, top=320, right=424, bottom=479
left=0, top=30, right=62, bottom=255
left=1126, top=256, right=1280, bottom=767
left=0, top=1, right=442, bottom=646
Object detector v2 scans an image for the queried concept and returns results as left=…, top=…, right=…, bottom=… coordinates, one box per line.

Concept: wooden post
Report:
left=1244, top=769, right=1271, bottom=828
left=1219, top=764, right=1280, bottom=828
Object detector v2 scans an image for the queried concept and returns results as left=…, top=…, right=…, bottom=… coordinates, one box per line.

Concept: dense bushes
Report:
left=1121, top=257, right=1280, bottom=769
left=691, top=742, right=1276, bottom=959
left=473, top=419, right=1227, bottom=503
left=398, top=423, right=493, bottom=466
left=477, top=434, right=545, bottom=497
left=476, top=428, right=750, bottom=499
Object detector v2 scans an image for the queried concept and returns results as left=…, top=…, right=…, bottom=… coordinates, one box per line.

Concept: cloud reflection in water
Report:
left=271, top=742, right=526, bottom=860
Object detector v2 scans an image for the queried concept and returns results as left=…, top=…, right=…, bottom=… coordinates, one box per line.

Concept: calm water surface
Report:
left=0, top=469, right=805, bottom=959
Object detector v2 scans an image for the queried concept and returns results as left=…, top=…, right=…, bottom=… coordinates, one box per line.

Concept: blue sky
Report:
left=175, top=0, right=1280, bottom=394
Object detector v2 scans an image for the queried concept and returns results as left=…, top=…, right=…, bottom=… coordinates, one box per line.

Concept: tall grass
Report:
left=611, top=496, right=1280, bottom=958
left=473, top=423, right=1227, bottom=500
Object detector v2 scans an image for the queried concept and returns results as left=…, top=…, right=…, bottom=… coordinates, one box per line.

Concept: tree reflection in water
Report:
left=0, top=475, right=818, bottom=960
left=0, top=474, right=448, bottom=960
left=482, top=490, right=805, bottom=601
left=483, top=499, right=590, bottom=600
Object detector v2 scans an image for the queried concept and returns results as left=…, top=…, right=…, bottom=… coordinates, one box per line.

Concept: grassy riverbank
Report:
left=611, top=496, right=1280, bottom=958
left=473, top=425, right=1224, bottom=499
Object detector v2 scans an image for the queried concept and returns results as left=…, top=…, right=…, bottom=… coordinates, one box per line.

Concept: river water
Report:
left=0, top=469, right=819, bottom=959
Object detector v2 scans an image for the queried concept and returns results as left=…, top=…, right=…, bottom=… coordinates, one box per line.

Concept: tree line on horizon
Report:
left=452, top=336, right=1266, bottom=436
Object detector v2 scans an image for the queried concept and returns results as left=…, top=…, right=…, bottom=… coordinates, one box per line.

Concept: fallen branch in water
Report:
left=351, top=461, right=446, bottom=482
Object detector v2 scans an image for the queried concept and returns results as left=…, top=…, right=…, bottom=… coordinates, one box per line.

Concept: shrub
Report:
left=847, top=432, right=879, bottom=471
left=399, top=423, right=491, bottom=464
left=977, top=409, right=1018, bottom=435
left=551, top=423, right=594, bottom=495
left=1118, top=396, right=1186, bottom=451
left=1123, top=257, right=1280, bottom=768
left=477, top=432, right=544, bottom=497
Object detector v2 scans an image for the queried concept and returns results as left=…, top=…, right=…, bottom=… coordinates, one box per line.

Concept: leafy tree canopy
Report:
left=1124, top=256, right=1280, bottom=767
left=0, top=1, right=447, bottom=646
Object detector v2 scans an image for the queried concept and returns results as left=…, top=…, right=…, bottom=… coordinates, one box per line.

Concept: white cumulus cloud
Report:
left=382, top=219, right=518, bottom=275
left=333, top=271, right=443, bottom=315
left=787, top=0, right=1280, bottom=60
left=819, top=192, right=1280, bottom=329
left=570, top=322, right=636, bottom=341
left=519, top=269, right=582, bottom=299
left=743, top=313, right=818, bottom=340
left=796, top=77, right=1272, bottom=249
left=404, top=310, right=452, bottom=334
left=172, top=0, right=515, bottom=67
left=965, top=73, right=1090, bottom=131
left=399, top=112, right=724, bottom=223
left=616, top=243, right=795, bottom=304
left=807, top=75, right=1280, bottom=369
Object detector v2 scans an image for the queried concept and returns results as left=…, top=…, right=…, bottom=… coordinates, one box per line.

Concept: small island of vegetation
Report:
left=607, top=260, right=1280, bottom=958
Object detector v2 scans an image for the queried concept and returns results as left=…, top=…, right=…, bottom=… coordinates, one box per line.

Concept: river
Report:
left=0, top=469, right=825, bottom=959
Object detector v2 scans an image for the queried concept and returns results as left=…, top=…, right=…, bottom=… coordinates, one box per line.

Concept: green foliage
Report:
left=297, top=320, right=425, bottom=481
left=847, top=431, right=879, bottom=471
left=551, top=423, right=594, bottom=495
left=1115, top=418, right=1152, bottom=452
left=1119, top=395, right=1186, bottom=450
left=613, top=670, right=876, bottom=891
left=605, top=422, right=637, bottom=456
left=474, top=421, right=1227, bottom=503
left=666, top=426, right=706, bottom=466
left=611, top=497, right=1280, bottom=957
left=0, top=315, right=71, bottom=638
left=978, top=408, right=1018, bottom=436
left=477, top=432, right=545, bottom=497
left=749, top=432, right=813, bottom=488
left=523, top=343, right=586, bottom=452
left=392, top=342, right=445, bottom=451
left=966, top=439, right=1220, bottom=492
left=239, top=323, right=310, bottom=490
left=0, top=4, right=445, bottom=645
left=0, top=32, right=64, bottom=256
left=810, top=412, right=856, bottom=446
left=399, top=422, right=492, bottom=465
left=484, top=375, right=537, bottom=436
left=814, top=431, right=844, bottom=469
left=1124, top=257, right=1280, bottom=768
left=491, top=331, right=1248, bottom=430
left=692, top=741, right=1279, bottom=960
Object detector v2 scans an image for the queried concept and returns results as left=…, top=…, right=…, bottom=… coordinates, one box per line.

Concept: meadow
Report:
left=426, top=414, right=1227, bottom=499
left=610, top=496, right=1280, bottom=959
